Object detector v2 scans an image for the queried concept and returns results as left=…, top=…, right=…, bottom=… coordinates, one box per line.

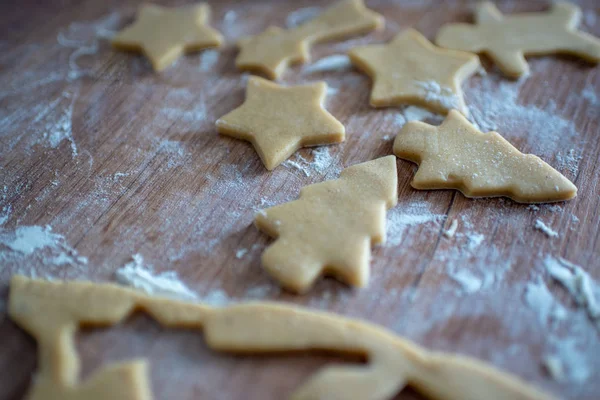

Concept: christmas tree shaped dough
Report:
left=112, top=3, right=223, bottom=71
left=436, top=2, right=600, bottom=78
left=9, top=275, right=554, bottom=400
left=216, top=76, right=344, bottom=170
left=348, top=29, right=480, bottom=115
left=255, top=156, right=398, bottom=293
left=236, top=0, right=383, bottom=79
left=393, top=110, right=577, bottom=203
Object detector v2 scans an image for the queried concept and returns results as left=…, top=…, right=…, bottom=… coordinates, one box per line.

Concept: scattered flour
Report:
left=235, top=248, right=249, bottom=259
left=534, top=219, right=559, bottom=238
left=544, top=338, right=592, bottom=383
left=402, top=105, right=438, bottom=122
left=555, top=149, right=582, bottom=177
left=581, top=87, right=598, bottom=105
left=115, top=254, right=198, bottom=301
left=524, top=279, right=568, bottom=325
left=0, top=225, right=88, bottom=270
left=201, top=289, right=230, bottom=306
left=448, top=268, right=483, bottom=294
left=413, top=81, right=460, bottom=111
left=282, top=147, right=338, bottom=177
left=286, top=6, right=321, bottom=28
left=200, top=49, right=219, bottom=72
left=466, top=76, right=578, bottom=156
left=0, top=205, right=11, bottom=226
left=443, top=219, right=458, bottom=238
left=385, top=201, right=445, bottom=246
left=544, top=256, right=600, bottom=328
left=303, top=55, right=352, bottom=74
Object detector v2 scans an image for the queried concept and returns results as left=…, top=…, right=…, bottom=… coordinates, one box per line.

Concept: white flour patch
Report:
left=200, top=289, right=230, bottom=306
left=283, top=147, right=339, bottom=177
left=544, top=256, right=600, bottom=328
left=199, top=49, right=219, bottom=72
left=413, top=81, right=460, bottom=111
left=466, top=77, right=578, bottom=156
left=403, top=106, right=437, bottom=122
left=534, top=219, right=559, bottom=238
left=286, top=6, right=321, bottom=28
left=0, top=225, right=88, bottom=273
left=57, top=12, right=121, bottom=80
left=544, top=338, right=592, bottom=383
left=115, top=254, right=198, bottom=301
left=223, top=10, right=237, bottom=24
left=525, top=279, right=568, bottom=325
left=0, top=205, right=11, bottom=226
left=235, top=248, right=249, bottom=259
left=443, top=219, right=458, bottom=238
left=303, top=55, right=351, bottom=74
left=555, top=149, right=582, bottom=177
left=581, top=87, right=598, bottom=106
left=385, top=201, right=445, bottom=246
left=448, top=268, right=483, bottom=294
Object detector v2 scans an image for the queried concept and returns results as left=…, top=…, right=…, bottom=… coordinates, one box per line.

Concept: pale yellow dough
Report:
left=112, top=3, right=223, bottom=71
left=348, top=29, right=479, bottom=115
left=436, top=2, right=600, bottom=78
left=255, top=156, right=397, bottom=293
left=236, top=0, right=383, bottom=80
left=393, top=110, right=577, bottom=203
left=216, top=76, right=345, bottom=170
left=9, top=275, right=554, bottom=400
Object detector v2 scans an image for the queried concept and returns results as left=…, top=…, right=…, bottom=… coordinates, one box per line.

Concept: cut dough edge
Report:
left=9, top=276, right=554, bottom=400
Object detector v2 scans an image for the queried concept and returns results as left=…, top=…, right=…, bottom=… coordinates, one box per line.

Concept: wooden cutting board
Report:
left=0, top=0, right=599, bottom=399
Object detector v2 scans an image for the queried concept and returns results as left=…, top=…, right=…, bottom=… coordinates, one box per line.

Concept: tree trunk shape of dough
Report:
left=236, top=0, right=383, bottom=79
left=9, top=276, right=555, bottom=400
left=435, top=2, right=600, bottom=78
left=255, top=156, right=398, bottom=293
left=393, top=110, right=577, bottom=203
left=112, top=4, right=223, bottom=72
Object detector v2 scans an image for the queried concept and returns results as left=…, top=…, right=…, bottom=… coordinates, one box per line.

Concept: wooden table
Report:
left=1, top=0, right=599, bottom=399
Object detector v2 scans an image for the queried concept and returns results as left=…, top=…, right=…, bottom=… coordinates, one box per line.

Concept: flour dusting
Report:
left=304, top=55, right=352, bottom=74
left=466, top=76, right=578, bottom=156
left=544, top=256, right=600, bottom=327
left=200, top=49, right=219, bottom=72
left=413, top=80, right=460, bottom=111
left=286, top=6, right=321, bottom=28
left=385, top=201, right=445, bottom=246
left=283, top=147, right=338, bottom=177
left=115, top=254, right=198, bottom=301
left=525, top=279, right=567, bottom=325
left=534, top=219, right=559, bottom=238
left=0, top=225, right=88, bottom=270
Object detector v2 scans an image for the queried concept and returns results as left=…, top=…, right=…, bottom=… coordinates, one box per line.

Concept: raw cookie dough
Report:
left=236, top=0, right=383, bottom=80
left=216, top=76, right=344, bottom=170
left=255, top=156, right=397, bottom=293
left=393, top=110, right=577, bottom=203
left=9, top=275, right=555, bottom=400
left=348, top=29, right=480, bottom=115
left=436, top=2, right=600, bottom=78
left=112, top=3, right=223, bottom=71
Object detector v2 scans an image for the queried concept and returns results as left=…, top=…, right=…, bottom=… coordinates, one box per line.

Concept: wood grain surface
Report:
left=1, top=0, right=599, bottom=399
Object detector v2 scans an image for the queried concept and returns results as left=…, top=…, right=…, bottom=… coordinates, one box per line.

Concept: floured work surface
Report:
left=0, top=1, right=599, bottom=399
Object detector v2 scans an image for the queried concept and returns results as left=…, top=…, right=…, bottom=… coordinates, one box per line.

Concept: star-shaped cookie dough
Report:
left=348, top=29, right=480, bottom=115
left=236, top=0, right=383, bottom=80
left=112, top=3, right=223, bottom=71
left=393, top=110, right=577, bottom=203
left=436, top=2, right=600, bottom=78
left=216, top=76, right=345, bottom=170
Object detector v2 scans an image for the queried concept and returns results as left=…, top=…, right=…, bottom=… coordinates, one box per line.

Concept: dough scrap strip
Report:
left=9, top=276, right=553, bottom=400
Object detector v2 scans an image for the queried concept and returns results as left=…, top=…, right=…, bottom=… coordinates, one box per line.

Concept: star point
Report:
left=112, top=3, right=223, bottom=71
left=349, top=29, right=480, bottom=115
left=216, top=76, right=345, bottom=170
